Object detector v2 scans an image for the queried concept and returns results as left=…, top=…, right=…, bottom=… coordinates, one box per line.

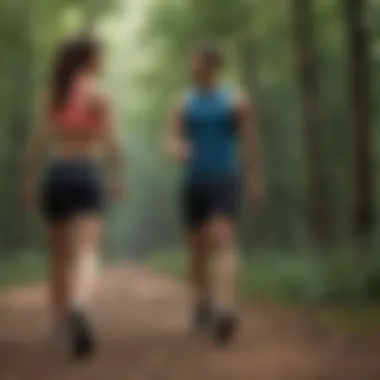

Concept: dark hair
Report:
left=50, top=36, right=100, bottom=110
left=194, top=43, right=223, bottom=69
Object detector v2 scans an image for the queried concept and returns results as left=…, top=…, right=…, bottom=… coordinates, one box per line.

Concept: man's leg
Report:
left=183, top=179, right=215, bottom=331
left=207, top=177, right=241, bottom=343
left=208, top=217, right=238, bottom=315
left=208, top=216, right=239, bottom=343
left=187, top=227, right=213, bottom=330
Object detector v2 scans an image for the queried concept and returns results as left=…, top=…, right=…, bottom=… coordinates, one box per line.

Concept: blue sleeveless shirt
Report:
left=182, top=88, right=239, bottom=182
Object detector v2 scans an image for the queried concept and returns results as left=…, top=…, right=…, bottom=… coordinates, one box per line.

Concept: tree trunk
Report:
left=344, top=0, right=373, bottom=241
left=237, top=35, right=269, bottom=251
left=293, top=0, right=332, bottom=245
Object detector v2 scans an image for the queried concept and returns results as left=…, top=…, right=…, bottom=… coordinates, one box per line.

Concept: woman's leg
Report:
left=48, top=215, right=102, bottom=359
left=48, top=221, right=73, bottom=331
left=71, top=215, right=102, bottom=314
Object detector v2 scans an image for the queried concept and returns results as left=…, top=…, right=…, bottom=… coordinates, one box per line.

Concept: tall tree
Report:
left=293, top=0, right=332, bottom=244
left=344, top=0, right=373, bottom=241
left=237, top=33, right=270, bottom=250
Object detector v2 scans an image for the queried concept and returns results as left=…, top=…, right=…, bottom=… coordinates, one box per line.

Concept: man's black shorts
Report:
left=182, top=176, right=241, bottom=229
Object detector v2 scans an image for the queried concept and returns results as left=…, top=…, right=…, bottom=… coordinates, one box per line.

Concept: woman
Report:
left=20, top=36, right=124, bottom=359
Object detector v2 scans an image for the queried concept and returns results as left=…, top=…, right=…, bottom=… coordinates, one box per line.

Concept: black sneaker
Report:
left=68, top=309, right=95, bottom=360
left=193, top=303, right=213, bottom=333
left=213, top=312, right=238, bottom=345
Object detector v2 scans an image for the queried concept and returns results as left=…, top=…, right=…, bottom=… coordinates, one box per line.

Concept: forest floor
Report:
left=0, top=266, right=380, bottom=380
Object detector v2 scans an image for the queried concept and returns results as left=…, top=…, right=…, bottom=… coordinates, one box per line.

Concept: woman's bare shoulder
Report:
left=78, top=76, right=111, bottom=113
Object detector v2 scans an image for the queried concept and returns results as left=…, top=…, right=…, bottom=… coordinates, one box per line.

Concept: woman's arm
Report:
left=104, top=119, right=125, bottom=191
left=21, top=91, right=51, bottom=191
left=94, top=93, right=126, bottom=197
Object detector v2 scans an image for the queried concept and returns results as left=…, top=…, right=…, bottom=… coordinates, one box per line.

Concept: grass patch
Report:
left=0, top=251, right=118, bottom=288
left=148, top=250, right=380, bottom=304
left=0, top=253, right=47, bottom=288
left=148, top=251, right=186, bottom=277
left=319, top=307, right=380, bottom=332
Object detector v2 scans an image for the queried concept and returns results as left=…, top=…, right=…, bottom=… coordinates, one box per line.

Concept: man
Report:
left=164, top=44, right=264, bottom=344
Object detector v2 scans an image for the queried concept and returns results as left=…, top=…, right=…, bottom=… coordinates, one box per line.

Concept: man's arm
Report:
left=235, top=92, right=264, bottom=202
left=163, top=97, right=191, bottom=162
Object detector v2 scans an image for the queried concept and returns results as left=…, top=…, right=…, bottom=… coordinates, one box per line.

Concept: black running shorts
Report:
left=40, top=158, right=105, bottom=222
left=182, top=176, right=240, bottom=229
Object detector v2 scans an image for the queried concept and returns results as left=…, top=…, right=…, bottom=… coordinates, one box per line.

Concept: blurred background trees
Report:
left=1, top=0, right=380, bottom=302
left=122, top=0, right=375, bottom=253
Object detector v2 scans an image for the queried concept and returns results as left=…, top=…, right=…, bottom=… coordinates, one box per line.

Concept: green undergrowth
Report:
left=147, top=249, right=380, bottom=329
left=0, top=251, right=116, bottom=288
left=0, top=252, right=47, bottom=288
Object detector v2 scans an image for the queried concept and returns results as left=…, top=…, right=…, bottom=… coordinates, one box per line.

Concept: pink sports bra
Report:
left=52, top=76, right=106, bottom=131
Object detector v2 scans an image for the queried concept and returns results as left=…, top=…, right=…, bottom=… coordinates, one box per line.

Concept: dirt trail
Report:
left=0, top=266, right=379, bottom=380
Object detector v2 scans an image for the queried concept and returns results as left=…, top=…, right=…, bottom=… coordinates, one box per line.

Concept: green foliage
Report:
left=0, top=0, right=379, bottom=314
left=0, top=252, right=46, bottom=287
left=147, top=250, right=380, bottom=306
left=117, top=0, right=380, bottom=252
